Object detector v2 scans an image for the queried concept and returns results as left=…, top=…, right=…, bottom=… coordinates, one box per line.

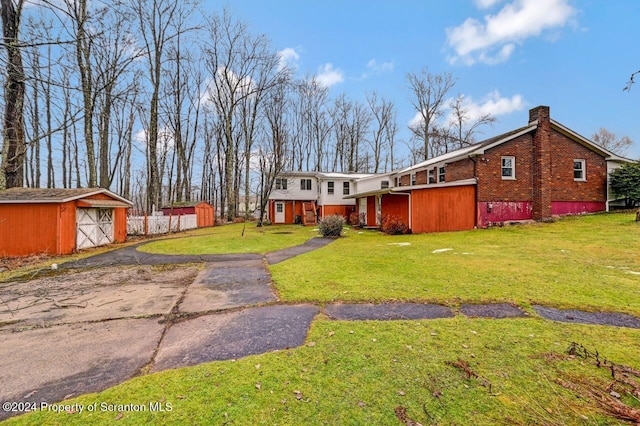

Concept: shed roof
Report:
left=0, top=187, right=133, bottom=206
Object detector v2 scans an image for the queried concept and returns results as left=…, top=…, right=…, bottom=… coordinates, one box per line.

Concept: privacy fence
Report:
left=127, top=214, right=198, bottom=236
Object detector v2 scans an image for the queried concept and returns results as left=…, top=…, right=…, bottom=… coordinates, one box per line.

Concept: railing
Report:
left=127, top=214, right=198, bottom=236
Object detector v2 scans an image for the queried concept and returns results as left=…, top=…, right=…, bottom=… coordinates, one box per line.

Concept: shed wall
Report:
left=0, top=204, right=62, bottom=256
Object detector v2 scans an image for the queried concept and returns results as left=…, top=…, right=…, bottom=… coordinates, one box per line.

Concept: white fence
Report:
left=127, top=214, right=198, bottom=236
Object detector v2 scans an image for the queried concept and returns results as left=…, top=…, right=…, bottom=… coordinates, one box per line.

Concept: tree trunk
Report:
left=1, top=0, right=26, bottom=189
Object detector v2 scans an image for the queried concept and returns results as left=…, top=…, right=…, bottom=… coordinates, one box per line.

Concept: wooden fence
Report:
left=127, top=214, right=198, bottom=236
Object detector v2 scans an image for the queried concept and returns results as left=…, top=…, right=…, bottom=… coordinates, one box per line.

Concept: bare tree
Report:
left=591, top=128, right=633, bottom=156
left=133, top=0, right=195, bottom=212
left=204, top=9, right=283, bottom=221
left=366, top=91, right=396, bottom=173
left=0, top=0, right=26, bottom=189
left=256, top=78, right=291, bottom=226
left=406, top=68, right=455, bottom=160
left=446, top=94, right=496, bottom=151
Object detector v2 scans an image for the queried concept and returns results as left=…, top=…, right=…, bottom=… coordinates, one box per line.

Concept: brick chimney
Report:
left=530, top=106, right=552, bottom=221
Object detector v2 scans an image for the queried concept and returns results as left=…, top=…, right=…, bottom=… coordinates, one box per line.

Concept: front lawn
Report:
left=138, top=223, right=316, bottom=255
left=7, top=317, right=640, bottom=425
left=271, top=213, right=640, bottom=315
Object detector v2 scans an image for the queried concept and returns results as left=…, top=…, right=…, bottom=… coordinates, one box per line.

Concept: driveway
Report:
left=1, top=235, right=639, bottom=421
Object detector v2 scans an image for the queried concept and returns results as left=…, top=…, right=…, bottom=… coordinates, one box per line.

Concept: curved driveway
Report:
left=1, top=236, right=639, bottom=421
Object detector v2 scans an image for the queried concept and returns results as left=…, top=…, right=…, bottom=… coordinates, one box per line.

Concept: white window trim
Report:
left=574, top=159, right=586, bottom=182
left=438, top=166, right=445, bottom=183
left=300, top=178, right=312, bottom=191
left=327, top=181, right=334, bottom=194
left=501, top=156, right=516, bottom=180
left=410, top=173, right=416, bottom=186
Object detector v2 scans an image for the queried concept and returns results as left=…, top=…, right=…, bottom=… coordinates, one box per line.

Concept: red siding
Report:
left=0, top=203, right=62, bottom=257
left=367, top=196, right=377, bottom=227
left=411, top=185, right=476, bottom=233
left=551, top=201, right=605, bottom=215
left=322, top=205, right=355, bottom=219
left=381, top=194, right=410, bottom=226
left=477, top=201, right=533, bottom=227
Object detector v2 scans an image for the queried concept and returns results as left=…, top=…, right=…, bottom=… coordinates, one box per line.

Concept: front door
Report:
left=274, top=202, right=285, bottom=223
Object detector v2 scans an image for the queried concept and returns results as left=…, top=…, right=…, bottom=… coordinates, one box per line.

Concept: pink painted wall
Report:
left=477, top=201, right=533, bottom=227
left=551, top=201, right=605, bottom=215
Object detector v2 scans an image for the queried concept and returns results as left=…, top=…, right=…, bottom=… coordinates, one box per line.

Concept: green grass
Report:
left=5, top=213, right=640, bottom=425
left=138, top=223, right=317, bottom=255
left=6, top=317, right=640, bottom=425
left=271, top=213, right=640, bottom=315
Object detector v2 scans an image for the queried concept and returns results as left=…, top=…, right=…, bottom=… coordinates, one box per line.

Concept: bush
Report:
left=381, top=215, right=410, bottom=235
left=348, top=212, right=360, bottom=227
left=318, top=214, right=345, bottom=238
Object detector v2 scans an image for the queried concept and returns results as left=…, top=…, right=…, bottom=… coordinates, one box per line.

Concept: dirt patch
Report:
left=0, top=265, right=199, bottom=329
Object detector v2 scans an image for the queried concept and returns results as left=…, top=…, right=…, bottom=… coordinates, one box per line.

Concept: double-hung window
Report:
left=343, top=182, right=350, bottom=195
left=381, top=180, right=390, bottom=189
left=501, top=156, right=515, bottom=180
left=438, top=166, right=445, bottom=183
left=428, top=169, right=436, bottom=184
left=275, top=178, right=287, bottom=190
left=300, top=178, right=312, bottom=190
left=327, top=181, right=334, bottom=194
left=574, top=159, right=586, bottom=181
left=411, top=173, right=417, bottom=186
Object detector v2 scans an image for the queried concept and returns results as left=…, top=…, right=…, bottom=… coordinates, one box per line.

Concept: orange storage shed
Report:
left=0, top=188, right=133, bottom=257
left=160, top=201, right=215, bottom=228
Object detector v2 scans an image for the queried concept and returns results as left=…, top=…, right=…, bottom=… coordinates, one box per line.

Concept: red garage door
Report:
left=411, top=185, right=476, bottom=233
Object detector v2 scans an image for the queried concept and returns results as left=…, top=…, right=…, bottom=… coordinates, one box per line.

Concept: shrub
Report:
left=318, top=214, right=345, bottom=238
left=348, top=212, right=360, bottom=227
left=381, top=215, right=410, bottom=235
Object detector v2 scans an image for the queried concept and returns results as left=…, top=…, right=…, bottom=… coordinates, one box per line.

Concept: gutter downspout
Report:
left=469, top=155, right=479, bottom=228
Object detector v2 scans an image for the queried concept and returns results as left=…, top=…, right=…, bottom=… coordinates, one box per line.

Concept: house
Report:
left=160, top=201, right=215, bottom=227
left=349, top=106, right=630, bottom=233
left=268, top=171, right=373, bottom=224
left=0, top=187, right=133, bottom=257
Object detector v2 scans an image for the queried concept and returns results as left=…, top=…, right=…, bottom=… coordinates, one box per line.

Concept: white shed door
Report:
left=76, top=208, right=114, bottom=250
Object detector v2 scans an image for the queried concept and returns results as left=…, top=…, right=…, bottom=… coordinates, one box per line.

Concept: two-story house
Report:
left=268, top=171, right=373, bottom=224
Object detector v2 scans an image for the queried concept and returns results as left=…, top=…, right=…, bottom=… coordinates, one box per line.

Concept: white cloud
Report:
left=474, top=0, right=506, bottom=9
left=359, top=59, right=395, bottom=80
left=278, top=47, right=300, bottom=71
left=367, top=59, right=394, bottom=74
left=447, top=91, right=525, bottom=122
left=409, top=91, right=525, bottom=129
left=316, top=63, right=344, bottom=88
left=446, top=0, right=576, bottom=65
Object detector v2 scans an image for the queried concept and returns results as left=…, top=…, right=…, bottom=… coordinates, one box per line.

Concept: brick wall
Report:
left=477, top=134, right=534, bottom=202
left=445, top=158, right=475, bottom=183
left=548, top=129, right=607, bottom=202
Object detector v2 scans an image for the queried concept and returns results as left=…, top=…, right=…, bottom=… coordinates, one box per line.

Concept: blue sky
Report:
left=205, top=0, right=640, bottom=160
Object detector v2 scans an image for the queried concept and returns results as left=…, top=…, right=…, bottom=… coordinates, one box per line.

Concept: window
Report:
left=574, top=159, right=586, bottom=181
left=343, top=181, right=350, bottom=195
left=501, top=156, right=515, bottom=179
left=438, top=166, right=446, bottom=183
left=381, top=180, right=390, bottom=189
left=327, top=181, right=334, bottom=194
left=411, top=173, right=417, bottom=186
left=300, top=178, right=312, bottom=190
left=275, top=178, right=287, bottom=190
left=428, top=169, right=436, bottom=184
left=395, top=177, right=400, bottom=187
left=276, top=203, right=283, bottom=213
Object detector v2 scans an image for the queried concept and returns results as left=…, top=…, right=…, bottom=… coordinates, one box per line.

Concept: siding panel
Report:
left=411, top=185, right=476, bottom=233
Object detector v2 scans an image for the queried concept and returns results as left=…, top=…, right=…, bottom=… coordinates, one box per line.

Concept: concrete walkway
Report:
left=2, top=236, right=640, bottom=421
